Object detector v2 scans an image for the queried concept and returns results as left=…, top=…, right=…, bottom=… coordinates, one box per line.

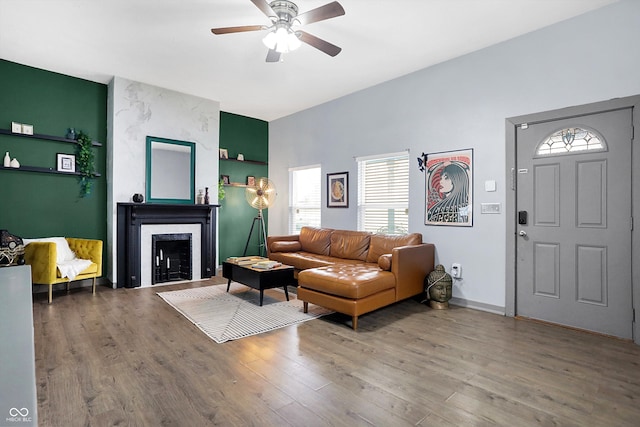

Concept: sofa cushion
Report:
left=378, top=254, right=392, bottom=271
left=366, top=233, right=423, bottom=263
left=329, top=230, right=371, bottom=261
left=270, top=241, right=302, bottom=253
left=269, top=251, right=335, bottom=270
left=298, top=263, right=395, bottom=299
left=299, top=227, right=333, bottom=255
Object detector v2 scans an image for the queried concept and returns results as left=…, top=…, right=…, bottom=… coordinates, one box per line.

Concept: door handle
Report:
left=519, top=230, right=527, bottom=237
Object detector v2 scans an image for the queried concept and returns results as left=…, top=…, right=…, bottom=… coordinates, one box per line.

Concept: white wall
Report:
left=268, top=0, right=640, bottom=312
left=106, top=77, right=220, bottom=284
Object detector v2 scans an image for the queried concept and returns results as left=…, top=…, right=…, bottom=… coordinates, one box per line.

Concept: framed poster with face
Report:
left=422, top=149, right=473, bottom=226
left=327, top=171, right=348, bottom=208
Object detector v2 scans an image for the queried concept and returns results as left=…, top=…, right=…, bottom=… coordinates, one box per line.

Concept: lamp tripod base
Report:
left=242, top=210, right=267, bottom=257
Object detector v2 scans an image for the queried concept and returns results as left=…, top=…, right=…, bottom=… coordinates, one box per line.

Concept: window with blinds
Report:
left=357, top=152, right=409, bottom=233
left=289, top=166, right=321, bottom=234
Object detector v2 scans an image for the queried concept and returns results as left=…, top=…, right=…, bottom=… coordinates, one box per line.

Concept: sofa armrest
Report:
left=266, top=234, right=300, bottom=256
left=392, top=243, right=435, bottom=301
left=23, top=242, right=58, bottom=285
left=66, top=238, right=103, bottom=277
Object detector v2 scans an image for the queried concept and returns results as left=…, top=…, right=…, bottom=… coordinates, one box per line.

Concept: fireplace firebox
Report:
left=152, top=233, right=192, bottom=284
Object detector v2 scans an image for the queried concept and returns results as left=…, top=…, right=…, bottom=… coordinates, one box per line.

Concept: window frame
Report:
left=288, top=164, right=322, bottom=234
left=356, top=151, right=410, bottom=233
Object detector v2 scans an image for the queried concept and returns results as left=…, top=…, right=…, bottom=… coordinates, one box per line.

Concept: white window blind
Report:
left=289, top=166, right=321, bottom=234
left=357, top=152, right=409, bottom=233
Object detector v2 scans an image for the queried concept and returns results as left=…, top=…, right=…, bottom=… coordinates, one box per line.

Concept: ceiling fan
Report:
left=211, top=0, right=345, bottom=62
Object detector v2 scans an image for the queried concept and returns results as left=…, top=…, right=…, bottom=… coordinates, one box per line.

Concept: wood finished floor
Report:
left=33, top=278, right=640, bottom=426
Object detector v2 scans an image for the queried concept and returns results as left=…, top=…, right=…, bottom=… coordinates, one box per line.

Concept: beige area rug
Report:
left=157, top=282, right=332, bottom=343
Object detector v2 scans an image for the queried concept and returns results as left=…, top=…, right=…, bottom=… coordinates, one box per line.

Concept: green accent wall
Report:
left=0, top=60, right=107, bottom=269
left=219, top=112, right=268, bottom=262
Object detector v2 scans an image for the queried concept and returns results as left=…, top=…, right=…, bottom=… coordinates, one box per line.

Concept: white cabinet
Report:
left=0, top=265, right=37, bottom=426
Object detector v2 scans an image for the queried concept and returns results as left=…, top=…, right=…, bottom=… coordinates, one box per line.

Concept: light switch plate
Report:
left=484, top=180, right=496, bottom=192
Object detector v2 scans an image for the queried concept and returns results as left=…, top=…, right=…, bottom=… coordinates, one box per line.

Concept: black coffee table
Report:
left=222, top=259, right=294, bottom=306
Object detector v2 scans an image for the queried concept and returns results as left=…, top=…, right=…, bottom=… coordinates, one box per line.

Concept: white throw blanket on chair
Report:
left=57, top=258, right=93, bottom=281
left=23, top=237, right=92, bottom=281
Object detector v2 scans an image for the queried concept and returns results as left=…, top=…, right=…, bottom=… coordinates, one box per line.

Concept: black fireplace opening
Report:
left=152, top=233, right=192, bottom=285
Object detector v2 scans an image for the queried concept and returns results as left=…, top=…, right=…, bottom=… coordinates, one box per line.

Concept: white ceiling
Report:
left=0, top=0, right=618, bottom=121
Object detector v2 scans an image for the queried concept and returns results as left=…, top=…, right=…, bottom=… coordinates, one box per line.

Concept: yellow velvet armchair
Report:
left=24, top=238, right=103, bottom=303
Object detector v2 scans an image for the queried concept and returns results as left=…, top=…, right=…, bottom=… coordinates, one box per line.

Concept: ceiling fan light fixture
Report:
left=262, top=31, right=277, bottom=49
left=274, top=27, right=290, bottom=52
left=287, top=31, right=301, bottom=51
left=264, top=26, right=301, bottom=54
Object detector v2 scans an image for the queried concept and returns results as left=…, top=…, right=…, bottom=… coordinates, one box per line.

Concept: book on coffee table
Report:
left=227, top=256, right=264, bottom=266
left=251, top=260, right=281, bottom=270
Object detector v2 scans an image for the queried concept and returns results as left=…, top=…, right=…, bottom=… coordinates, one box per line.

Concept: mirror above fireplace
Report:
left=146, top=136, right=195, bottom=204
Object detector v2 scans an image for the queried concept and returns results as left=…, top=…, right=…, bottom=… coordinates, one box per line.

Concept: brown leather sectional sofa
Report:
left=267, top=226, right=435, bottom=330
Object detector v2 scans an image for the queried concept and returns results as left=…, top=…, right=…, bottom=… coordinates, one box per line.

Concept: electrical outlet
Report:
left=451, top=263, right=461, bottom=279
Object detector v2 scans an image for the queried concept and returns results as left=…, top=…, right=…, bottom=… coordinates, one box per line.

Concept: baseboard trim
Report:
left=449, top=297, right=505, bottom=315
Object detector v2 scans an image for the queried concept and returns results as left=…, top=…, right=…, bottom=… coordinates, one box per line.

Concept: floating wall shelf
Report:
left=0, top=165, right=101, bottom=177
left=220, top=157, right=267, bottom=165
left=1, top=128, right=102, bottom=177
left=0, top=128, right=102, bottom=146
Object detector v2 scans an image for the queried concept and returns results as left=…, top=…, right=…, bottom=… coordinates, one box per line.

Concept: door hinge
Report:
left=634, top=309, right=636, bottom=323
left=632, top=216, right=634, bottom=231
left=521, top=123, right=529, bottom=129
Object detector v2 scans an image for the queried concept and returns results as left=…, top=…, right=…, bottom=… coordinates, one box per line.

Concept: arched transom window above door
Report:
left=536, top=127, right=607, bottom=157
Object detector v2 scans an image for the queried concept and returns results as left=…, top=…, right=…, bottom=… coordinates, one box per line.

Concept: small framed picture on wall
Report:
left=219, top=148, right=229, bottom=159
left=246, top=176, right=256, bottom=186
left=57, top=153, right=76, bottom=173
left=327, top=171, right=348, bottom=208
left=221, top=174, right=230, bottom=185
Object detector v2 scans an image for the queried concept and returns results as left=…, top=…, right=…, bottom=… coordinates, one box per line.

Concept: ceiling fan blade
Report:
left=297, top=31, right=342, bottom=57
left=211, top=25, right=264, bottom=35
left=296, top=1, right=345, bottom=26
left=251, top=0, right=276, bottom=18
left=266, top=49, right=281, bottom=62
